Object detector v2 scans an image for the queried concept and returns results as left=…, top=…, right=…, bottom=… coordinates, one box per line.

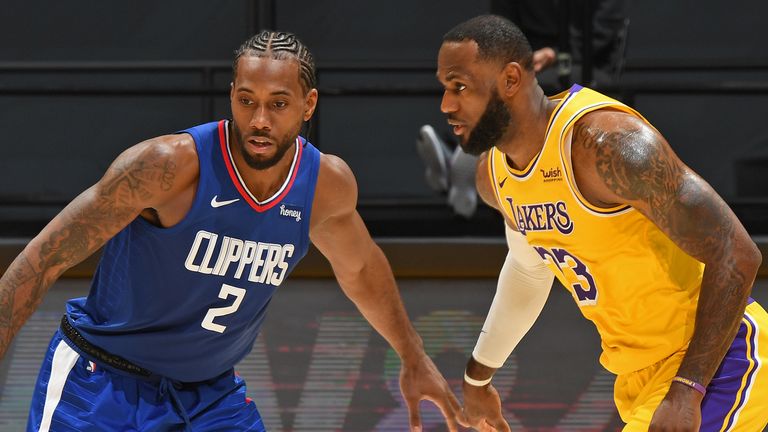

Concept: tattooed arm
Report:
left=571, top=110, right=761, bottom=429
left=0, top=134, right=198, bottom=361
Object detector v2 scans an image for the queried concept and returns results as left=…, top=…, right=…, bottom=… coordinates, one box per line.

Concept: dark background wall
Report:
left=1, top=0, right=767, bottom=235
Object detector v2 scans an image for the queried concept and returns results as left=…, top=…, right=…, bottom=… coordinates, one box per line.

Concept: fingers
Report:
left=451, top=396, right=470, bottom=428
left=431, top=396, right=461, bottom=432
left=407, top=362, right=468, bottom=430
left=404, top=395, right=422, bottom=432
left=492, top=418, right=512, bottom=432
left=441, top=386, right=469, bottom=428
left=466, top=407, right=510, bottom=432
left=480, top=421, right=496, bottom=432
left=479, top=418, right=511, bottom=432
left=406, top=393, right=471, bottom=432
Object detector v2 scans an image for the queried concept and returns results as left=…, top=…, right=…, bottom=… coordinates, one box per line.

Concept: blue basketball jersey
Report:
left=65, top=120, right=320, bottom=382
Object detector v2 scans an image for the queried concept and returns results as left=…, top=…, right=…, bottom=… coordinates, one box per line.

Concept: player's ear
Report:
left=303, top=89, right=318, bottom=121
left=500, top=62, right=524, bottom=98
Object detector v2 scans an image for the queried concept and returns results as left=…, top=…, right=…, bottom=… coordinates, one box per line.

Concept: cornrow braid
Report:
left=233, top=30, right=317, bottom=94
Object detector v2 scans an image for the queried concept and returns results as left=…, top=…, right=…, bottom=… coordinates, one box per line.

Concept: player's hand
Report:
left=462, top=382, right=511, bottom=432
left=399, top=353, right=467, bottom=432
left=532, top=47, right=556, bottom=73
left=648, top=382, right=703, bottom=431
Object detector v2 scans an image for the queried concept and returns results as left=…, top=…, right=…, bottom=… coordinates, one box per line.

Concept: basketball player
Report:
left=0, top=31, right=464, bottom=431
left=436, top=15, right=768, bottom=431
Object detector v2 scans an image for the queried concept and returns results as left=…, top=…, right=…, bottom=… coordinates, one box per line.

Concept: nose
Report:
left=249, top=105, right=271, bottom=130
left=440, top=90, right=457, bottom=114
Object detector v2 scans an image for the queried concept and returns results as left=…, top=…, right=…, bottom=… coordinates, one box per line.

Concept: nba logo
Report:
left=86, top=361, right=96, bottom=373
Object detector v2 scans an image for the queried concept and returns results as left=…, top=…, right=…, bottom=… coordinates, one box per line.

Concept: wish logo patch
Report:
left=279, top=204, right=303, bottom=222
left=540, top=167, right=563, bottom=182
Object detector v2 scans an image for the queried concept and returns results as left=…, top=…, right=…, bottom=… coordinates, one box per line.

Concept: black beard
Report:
left=461, top=91, right=511, bottom=156
left=232, top=122, right=296, bottom=170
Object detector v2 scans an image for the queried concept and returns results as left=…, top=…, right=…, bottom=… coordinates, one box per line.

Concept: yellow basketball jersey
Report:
left=489, top=85, right=705, bottom=375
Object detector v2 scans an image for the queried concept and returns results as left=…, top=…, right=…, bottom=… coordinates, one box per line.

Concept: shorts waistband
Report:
left=59, top=315, right=153, bottom=378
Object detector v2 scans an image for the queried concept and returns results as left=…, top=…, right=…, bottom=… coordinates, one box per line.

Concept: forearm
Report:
left=0, top=246, right=56, bottom=359
left=0, top=187, right=136, bottom=359
left=470, top=227, right=553, bottom=372
left=676, top=256, right=758, bottom=386
left=472, top=253, right=552, bottom=368
left=335, top=244, right=424, bottom=362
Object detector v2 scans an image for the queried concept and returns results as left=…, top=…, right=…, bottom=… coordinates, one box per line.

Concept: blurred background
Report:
left=1, top=0, right=767, bottom=430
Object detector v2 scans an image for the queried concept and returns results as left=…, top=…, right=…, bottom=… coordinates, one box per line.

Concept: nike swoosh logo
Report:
left=210, top=196, right=240, bottom=208
left=498, top=177, right=508, bottom=188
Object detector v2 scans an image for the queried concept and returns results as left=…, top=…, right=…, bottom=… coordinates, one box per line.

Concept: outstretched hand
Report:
left=462, top=383, right=511, bottom=432
left=399, top=353, right=468, bottom=431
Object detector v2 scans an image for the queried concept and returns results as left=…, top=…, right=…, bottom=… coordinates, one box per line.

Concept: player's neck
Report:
left=496, top=88, right=555, bottom=171
left=230, top=136, right=298, bottom=202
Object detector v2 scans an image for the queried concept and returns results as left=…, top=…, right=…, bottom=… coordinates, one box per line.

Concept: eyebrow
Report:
left=441, top=70, right=470, bottom=82
left=235, top=87, right=293, bottom=97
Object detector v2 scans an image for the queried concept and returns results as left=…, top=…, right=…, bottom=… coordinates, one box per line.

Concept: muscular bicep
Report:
left=311, top=207, right=376, bottom=278
left=587, top=114, right=755, bottom=267
left=28, top=136, right=194, bottom=278
left=309, top=154, right=377, bottom=277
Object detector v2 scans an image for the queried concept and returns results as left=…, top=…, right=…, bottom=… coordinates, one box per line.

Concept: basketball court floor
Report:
left=2, top=277, right=767, bottom=431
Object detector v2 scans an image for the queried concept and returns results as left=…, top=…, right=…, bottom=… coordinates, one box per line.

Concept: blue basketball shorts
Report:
left=27, top=329, right=266, bottom=431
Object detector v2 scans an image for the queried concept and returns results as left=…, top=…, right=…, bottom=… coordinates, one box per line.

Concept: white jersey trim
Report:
left=505, top=91, right=578, bottom=182
left=224, top=121, right=300, bottom=205
left=725, top=310, right=762, bottom=431
left=559, top=102, right=635, bottom=218
left=39, top=340, right=80, bottom=432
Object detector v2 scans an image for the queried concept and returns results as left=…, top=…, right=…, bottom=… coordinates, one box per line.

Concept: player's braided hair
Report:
left=233, top=30, right=316, bottom=94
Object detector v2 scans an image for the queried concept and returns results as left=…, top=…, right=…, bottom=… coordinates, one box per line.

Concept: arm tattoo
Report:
left=583, top=121, right=751, bottom=384
left=590, top=126, right=681, bottom=221
left=102, top=157, right=177, bottom=206
left=0, top=147, right=178, bottom=359
left=0, top=253, right=45, bottom=356
left=41, top=154, right=177, bottom=271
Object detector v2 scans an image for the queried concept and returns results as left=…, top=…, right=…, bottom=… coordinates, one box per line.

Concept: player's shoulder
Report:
left=570, top=107, right=674, bottom=205
left=109, top=132, right=200, bottom=197
left=571, top=109, right=665, bottom=168
left=310, top=153, right=358, bottom=224
left=142, top=132, right=197, bottom=158
left=574, top=109, right=652, bottom=148
left=126, top=133, right=199, bottom=173
left=317, top=153, right=356, bottom=193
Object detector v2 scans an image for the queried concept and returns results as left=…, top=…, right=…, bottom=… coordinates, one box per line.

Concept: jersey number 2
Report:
left=201, top=284, right=246, bottom=333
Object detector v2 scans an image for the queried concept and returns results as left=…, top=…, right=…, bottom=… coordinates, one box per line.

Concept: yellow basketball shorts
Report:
left=615, top=299, right=768, bottom=431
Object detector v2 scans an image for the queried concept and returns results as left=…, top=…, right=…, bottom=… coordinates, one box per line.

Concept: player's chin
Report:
left=243, top=151, right=280, bottom=170
left=455, top=131, right=471, bottom=147
left=461, top=141, right=492, bottom=157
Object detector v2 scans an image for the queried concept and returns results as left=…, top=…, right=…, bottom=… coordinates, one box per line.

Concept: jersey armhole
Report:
left=559, top=108, right=633, bottom=217
left=133, top=130, right=206, bottom=234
